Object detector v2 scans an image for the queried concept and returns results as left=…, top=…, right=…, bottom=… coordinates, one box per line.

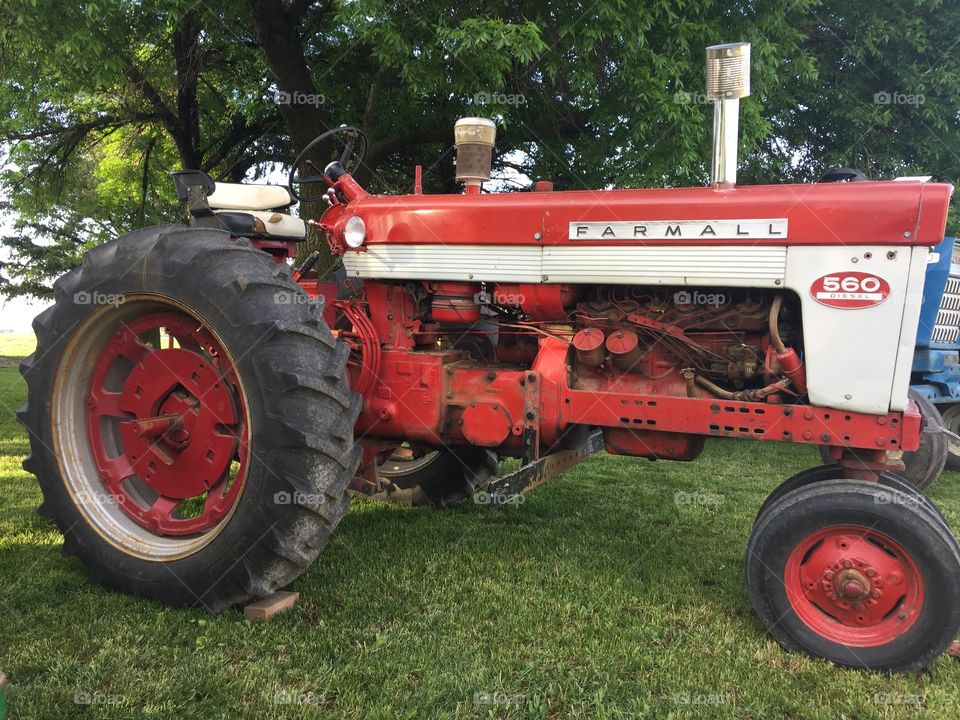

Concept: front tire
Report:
left=753, top=465, right=943, bottom=528
left=19, top=226, right=361, bottom=611
left=745, top=479, right=960, bottom=672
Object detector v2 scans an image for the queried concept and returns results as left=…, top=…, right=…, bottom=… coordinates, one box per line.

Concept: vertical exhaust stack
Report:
left=706, top=42, right=751, bottom=187
left=454, top=117, right=496, bottom=194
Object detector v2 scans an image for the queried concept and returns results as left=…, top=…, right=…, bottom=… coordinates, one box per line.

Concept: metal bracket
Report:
left=521, top=371, right=541, bottom=464
left=486, top=429, right=604, bottom=505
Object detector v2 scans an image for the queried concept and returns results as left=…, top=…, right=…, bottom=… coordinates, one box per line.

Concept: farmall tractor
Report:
left=19, top=43, right=960, bottom=672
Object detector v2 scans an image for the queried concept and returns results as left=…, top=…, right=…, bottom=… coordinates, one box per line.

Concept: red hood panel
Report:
left=332, top=180, right=952, bottom=248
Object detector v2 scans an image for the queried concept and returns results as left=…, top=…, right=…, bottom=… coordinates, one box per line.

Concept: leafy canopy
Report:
left=1, top=0, right=958, bottom=297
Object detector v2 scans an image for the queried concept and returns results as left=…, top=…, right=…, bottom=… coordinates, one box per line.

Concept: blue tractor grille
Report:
left=932, top=276, right=960, bottom=344
left=918, top=238, right=960, bottom=351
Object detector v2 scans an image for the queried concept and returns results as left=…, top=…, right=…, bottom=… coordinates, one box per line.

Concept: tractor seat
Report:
left=208, top=182, right=294, bottom=211
left=171, top=169, right=295, bottom=211
left=170, top=170, right=306, bottom=240
left=214, top=210, right=307, bottom=240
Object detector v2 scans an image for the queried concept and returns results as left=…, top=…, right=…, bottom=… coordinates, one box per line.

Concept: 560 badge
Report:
left=810, top=272, right=890, bottom=309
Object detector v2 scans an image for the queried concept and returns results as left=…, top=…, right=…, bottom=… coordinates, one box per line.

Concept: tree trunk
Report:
left=247, top=0, right=340, bottom=273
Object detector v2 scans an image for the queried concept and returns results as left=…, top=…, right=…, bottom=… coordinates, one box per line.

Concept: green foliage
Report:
left=1, top=0, right=958, bottom=297
left=745, top=0, right=960, bottom=230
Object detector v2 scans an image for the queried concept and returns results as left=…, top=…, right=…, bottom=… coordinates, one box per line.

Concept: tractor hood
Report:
left=323, top=180, right=952, bottom=250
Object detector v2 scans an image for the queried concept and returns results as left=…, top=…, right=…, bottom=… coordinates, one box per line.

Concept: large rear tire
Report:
left=19, top=226, right=361, bottom=611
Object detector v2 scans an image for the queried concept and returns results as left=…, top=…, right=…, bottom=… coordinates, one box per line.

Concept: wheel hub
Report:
left=836, top=568, right=871, bottom=601
left=84, top=310, right=248, bottom=537
left=113, top=348, right=237, bottom=499
left=787, top=526, right=923, bottom=646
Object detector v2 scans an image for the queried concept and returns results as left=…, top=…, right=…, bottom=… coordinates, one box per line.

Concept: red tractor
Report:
left=19, top=43, right=960, bottom=672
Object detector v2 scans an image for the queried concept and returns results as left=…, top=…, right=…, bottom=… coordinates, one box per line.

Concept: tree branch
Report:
left=202, top=117, right=277, bottom=173
left=136, top=136, right=157, bottom=225
left=125, top=65, right=179, bottom=136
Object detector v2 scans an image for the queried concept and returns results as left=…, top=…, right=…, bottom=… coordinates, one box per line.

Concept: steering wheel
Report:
left=287, top=126, right=368, bottom=201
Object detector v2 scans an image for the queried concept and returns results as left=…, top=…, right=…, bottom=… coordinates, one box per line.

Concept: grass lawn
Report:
left=1, top=333, right=960, bottom=718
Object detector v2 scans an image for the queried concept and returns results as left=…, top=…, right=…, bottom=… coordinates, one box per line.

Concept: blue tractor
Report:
left=910, top=235, right=960, bottom=475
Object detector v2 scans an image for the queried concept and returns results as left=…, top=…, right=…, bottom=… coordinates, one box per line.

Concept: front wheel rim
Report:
left=52, top=296, right=250, bottom=561
left=784, top=524, right=924, bottom=647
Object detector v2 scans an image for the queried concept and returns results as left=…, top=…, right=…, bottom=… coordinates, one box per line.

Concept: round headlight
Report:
left=344, top=215, right=366, bottom=249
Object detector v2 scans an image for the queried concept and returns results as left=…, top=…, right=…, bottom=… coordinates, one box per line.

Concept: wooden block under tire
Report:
left=243, top=591, right=300, bottom=622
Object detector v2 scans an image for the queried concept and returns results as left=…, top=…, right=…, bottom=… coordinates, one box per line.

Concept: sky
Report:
left=0, top=207, right=53, bottom=334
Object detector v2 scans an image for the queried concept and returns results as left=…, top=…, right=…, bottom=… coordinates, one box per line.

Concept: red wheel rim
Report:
left=784, top=524, right=924, bottom=647
left=85, top=309, right=248, bottom=536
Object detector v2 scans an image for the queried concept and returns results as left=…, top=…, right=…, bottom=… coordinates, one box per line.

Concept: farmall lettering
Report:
left=810, top=271, right=890, bottom=309
left=570, top=218, right=788, bottom=240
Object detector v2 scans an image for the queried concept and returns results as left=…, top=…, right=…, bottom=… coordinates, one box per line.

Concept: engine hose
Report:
left=769, top=295, right=787, bottom=354
left=694, top=374, right=791, bottom=402
left=767, top=294, right=807, bottom=394
left=336, top=301, right=381, bottom=398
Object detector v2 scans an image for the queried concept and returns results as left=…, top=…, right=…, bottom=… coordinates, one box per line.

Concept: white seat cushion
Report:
left=209, top=182, right=293, bottom=210
left=215, top=210, right=306, bottom=239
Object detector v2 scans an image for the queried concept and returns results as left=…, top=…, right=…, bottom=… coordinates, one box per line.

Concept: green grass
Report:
left=2, top=333, right=960, bottom=719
